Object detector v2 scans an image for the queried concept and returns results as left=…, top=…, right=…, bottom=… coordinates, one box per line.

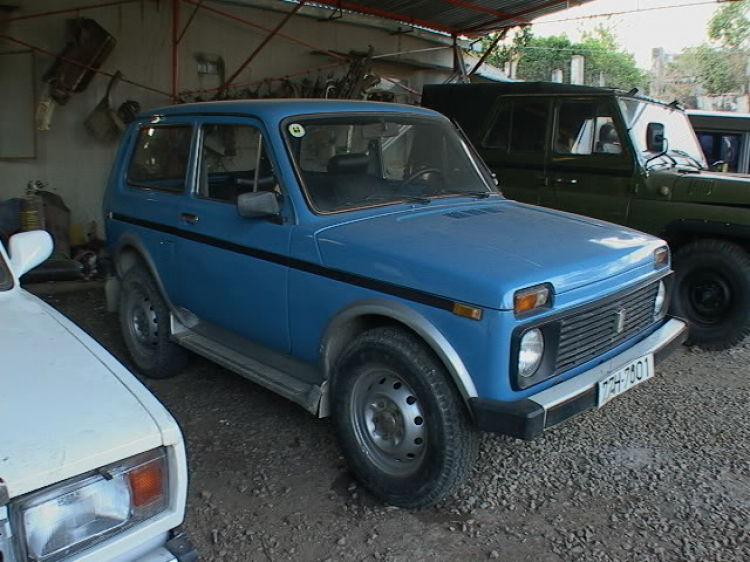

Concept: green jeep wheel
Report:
left=672, top=239, right=750, bottom=351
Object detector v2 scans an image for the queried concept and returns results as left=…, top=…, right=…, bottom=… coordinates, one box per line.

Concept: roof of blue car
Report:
left=146, top=99, right=442, bottom=121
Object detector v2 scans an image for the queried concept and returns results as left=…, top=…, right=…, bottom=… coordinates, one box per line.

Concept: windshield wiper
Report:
left=400, top=196, right=432, bottom=205
left=670, top=149, right=704, bottom=169
left=436, top=190, right=499, bottom=199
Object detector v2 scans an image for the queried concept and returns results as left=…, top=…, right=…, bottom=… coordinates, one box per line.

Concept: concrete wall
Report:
left=0, top=0, right=498, bottom=237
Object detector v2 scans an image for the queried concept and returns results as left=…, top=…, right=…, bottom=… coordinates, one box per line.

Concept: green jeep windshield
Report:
left=619, top=98, right=707, bottom=169
left=284, top=114, right=496, bottom=213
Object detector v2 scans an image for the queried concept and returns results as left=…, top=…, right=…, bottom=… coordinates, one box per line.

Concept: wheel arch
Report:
left=319, top=299, right=478, bottom=417
left=113, top=234, right=175, bottom=312
left=663, top=219, right=750, bottom=250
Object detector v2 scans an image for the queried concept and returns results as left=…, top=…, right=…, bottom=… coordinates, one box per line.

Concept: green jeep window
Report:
left=555, top=101, right=621, bottom=155
left=485, top=101, right=548, bottom=153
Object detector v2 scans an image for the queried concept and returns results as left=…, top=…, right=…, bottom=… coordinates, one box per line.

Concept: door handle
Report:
left=553, top=178, right=578, bottom=185
left=180, top=213, right=199, bottom=225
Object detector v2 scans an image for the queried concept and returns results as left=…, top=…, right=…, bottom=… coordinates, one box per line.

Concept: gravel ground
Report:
left=37, top=285, right=750, bottom=562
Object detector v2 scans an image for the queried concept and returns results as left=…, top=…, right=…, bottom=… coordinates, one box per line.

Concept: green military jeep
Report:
left=423, top=82, right=750, bottom=350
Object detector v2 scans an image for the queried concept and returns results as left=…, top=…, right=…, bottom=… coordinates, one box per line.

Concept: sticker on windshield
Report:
left=288, top=123, right=306, bottom=138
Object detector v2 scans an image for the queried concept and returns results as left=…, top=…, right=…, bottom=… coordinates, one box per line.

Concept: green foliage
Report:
left=481, top=27, right=645, bottom=90
left=682, top=46, right=744, bottom=94
left=708, top=0, right=750, bottom=49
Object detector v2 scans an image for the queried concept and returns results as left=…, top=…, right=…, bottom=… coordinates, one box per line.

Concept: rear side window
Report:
left=127, top=126, right=192, bottom=192
left=484, top=101, right=549, bottom=153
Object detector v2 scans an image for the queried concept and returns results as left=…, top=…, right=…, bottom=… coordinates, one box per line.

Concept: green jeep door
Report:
left=548, top=97, right=635, bottom=225
left=481, top=97, right=552, bottom=206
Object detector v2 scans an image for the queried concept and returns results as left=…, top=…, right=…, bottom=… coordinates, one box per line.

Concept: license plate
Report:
left=597, top=354, right=654, bottom=408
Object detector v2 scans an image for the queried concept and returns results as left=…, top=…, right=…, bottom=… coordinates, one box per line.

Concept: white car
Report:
left=0, top=231, right=196, bottom=562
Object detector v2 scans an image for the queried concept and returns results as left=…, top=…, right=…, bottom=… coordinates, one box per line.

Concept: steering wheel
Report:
left=400, top=167, right=442, bottom=187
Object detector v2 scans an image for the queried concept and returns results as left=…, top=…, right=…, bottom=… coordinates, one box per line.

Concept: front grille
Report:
left=554, top=282, right=659, bottom=375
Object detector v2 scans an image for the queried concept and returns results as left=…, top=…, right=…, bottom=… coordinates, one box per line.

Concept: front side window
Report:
left=0, top=249, right=12, bottom=291
left=198, top=124, right=278, bottom=203
left=127, top=126, right=192, bottom=192
left=285, top=115, right=495, bottom=213
left=555, top=101, right=622, bottom=155
left=484, top=100, right=549, bottom=153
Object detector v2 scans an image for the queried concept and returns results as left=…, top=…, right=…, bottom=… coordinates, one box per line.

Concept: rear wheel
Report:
left=332, top=327, right=478, bottom=508
left=671, top=239, right=750, bottom=350
left=120, top=264, right=189, bottom=378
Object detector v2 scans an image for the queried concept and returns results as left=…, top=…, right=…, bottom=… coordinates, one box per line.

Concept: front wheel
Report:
left=332, top=327, right=478, bottom=508
left=120, top=264, right=189, bottom=378
left=671, top=239, right=750, bottom=350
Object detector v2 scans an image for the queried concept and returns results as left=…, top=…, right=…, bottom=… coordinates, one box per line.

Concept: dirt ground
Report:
left=37, top=284, right=750, bottom=562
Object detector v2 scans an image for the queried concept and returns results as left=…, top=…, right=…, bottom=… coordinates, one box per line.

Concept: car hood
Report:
left=315, top=200, right=663, bottom=310
left=670, top=169, right=750, bottom=205
left=0, top=291, right=165, bottom=499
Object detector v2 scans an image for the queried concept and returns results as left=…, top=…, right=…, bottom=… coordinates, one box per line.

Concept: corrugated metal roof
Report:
left=304, top=1, right=595, bottom=35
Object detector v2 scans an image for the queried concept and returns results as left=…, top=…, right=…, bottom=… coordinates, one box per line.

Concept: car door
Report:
left=110, top=121, right=195, bottom=298
left=478, top=96, right=552, bottom=206
left=548, top=97, right=634, bottom=225
left=172, top=116, right=292, bottom=353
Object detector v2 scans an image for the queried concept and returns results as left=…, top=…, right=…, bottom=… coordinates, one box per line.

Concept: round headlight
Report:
left=654, top=280, right=667, bottom=315
left=518, top=328, right=544, bottom=378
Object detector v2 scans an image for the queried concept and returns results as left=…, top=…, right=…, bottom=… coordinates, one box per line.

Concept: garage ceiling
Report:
left=305, top=0, right=595, bottom=35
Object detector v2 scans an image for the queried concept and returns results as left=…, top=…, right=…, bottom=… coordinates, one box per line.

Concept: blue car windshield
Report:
left=284, top=114, right=496, bottom=213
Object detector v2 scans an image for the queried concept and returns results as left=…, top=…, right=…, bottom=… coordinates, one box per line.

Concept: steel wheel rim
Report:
left=126, top=287, right=159, bottom=352
left=349, top=367, right=428, bottom=477
left=686, top=269, right=732, bottom=326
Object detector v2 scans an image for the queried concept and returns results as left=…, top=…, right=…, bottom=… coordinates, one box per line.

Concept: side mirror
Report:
left=646, top=123, right=665, bottom=153
left=237, top=191, right=280, bottom=219
left=9, top=230, right=53, bottom=278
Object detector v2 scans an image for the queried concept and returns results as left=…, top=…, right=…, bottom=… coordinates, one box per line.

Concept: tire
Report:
left=671, top=239, right=750, bottom=351
left=119, top=264, right=189, bottom=378
left=332, top=327, right=478, bottom=508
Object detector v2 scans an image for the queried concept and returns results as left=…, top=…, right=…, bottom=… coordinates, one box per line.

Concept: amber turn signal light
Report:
left=514, top=285, right=551, bottom=315
left=128, top=461, right=165, bottom=508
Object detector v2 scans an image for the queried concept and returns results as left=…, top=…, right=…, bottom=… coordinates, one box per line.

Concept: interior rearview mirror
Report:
left=361, top=122, right=400, bottom=139
left=237, top=191, right=280, bottom=219
left=646, top=123, right=665, bottom=153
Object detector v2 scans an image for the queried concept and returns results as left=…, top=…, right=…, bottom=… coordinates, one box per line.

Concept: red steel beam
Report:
left=0, top=0, right=138, bottom=25
left=186, top=0, right=348, bottom=61
left=468, top=27, right=507, bottom=75
left=0, top=32, right=172, bottom=97
left=177, top=0, right=205, bottom=45
left=217, top=0, right=305, bottom=96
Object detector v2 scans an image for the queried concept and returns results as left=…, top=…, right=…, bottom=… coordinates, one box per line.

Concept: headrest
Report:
left=328, top=153, right=369, bottom=174
left=599, top=123, right=619, bottom=143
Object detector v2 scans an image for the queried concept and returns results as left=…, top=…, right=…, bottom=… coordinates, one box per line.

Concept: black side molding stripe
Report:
left=110, top=213, right=458, bottom=312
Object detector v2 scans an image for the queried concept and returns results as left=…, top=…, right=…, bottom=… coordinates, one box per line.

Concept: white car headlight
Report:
left=654, top=280, right=667, bottom=316
left=14, top=449, right=168, bottom=562
left=518, top=328, right=545, bottom=378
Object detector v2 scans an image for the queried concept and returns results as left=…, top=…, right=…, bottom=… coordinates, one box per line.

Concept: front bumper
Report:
left=470, top=318, right=688, bottom=440
left=133, top=531, right=197, bottom=562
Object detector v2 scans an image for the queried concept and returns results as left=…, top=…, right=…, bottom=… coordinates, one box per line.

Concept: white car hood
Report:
left=0, top=290, right=171, bottom=500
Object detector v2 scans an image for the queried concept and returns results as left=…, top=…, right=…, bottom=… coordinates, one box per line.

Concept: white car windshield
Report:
left=284, top=114, right=497, bottom=213
left=619, top=98, right=707, bottom=169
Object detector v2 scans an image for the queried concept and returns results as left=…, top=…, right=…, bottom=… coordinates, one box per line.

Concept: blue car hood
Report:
left=314, top=201, right=663, bottom=310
